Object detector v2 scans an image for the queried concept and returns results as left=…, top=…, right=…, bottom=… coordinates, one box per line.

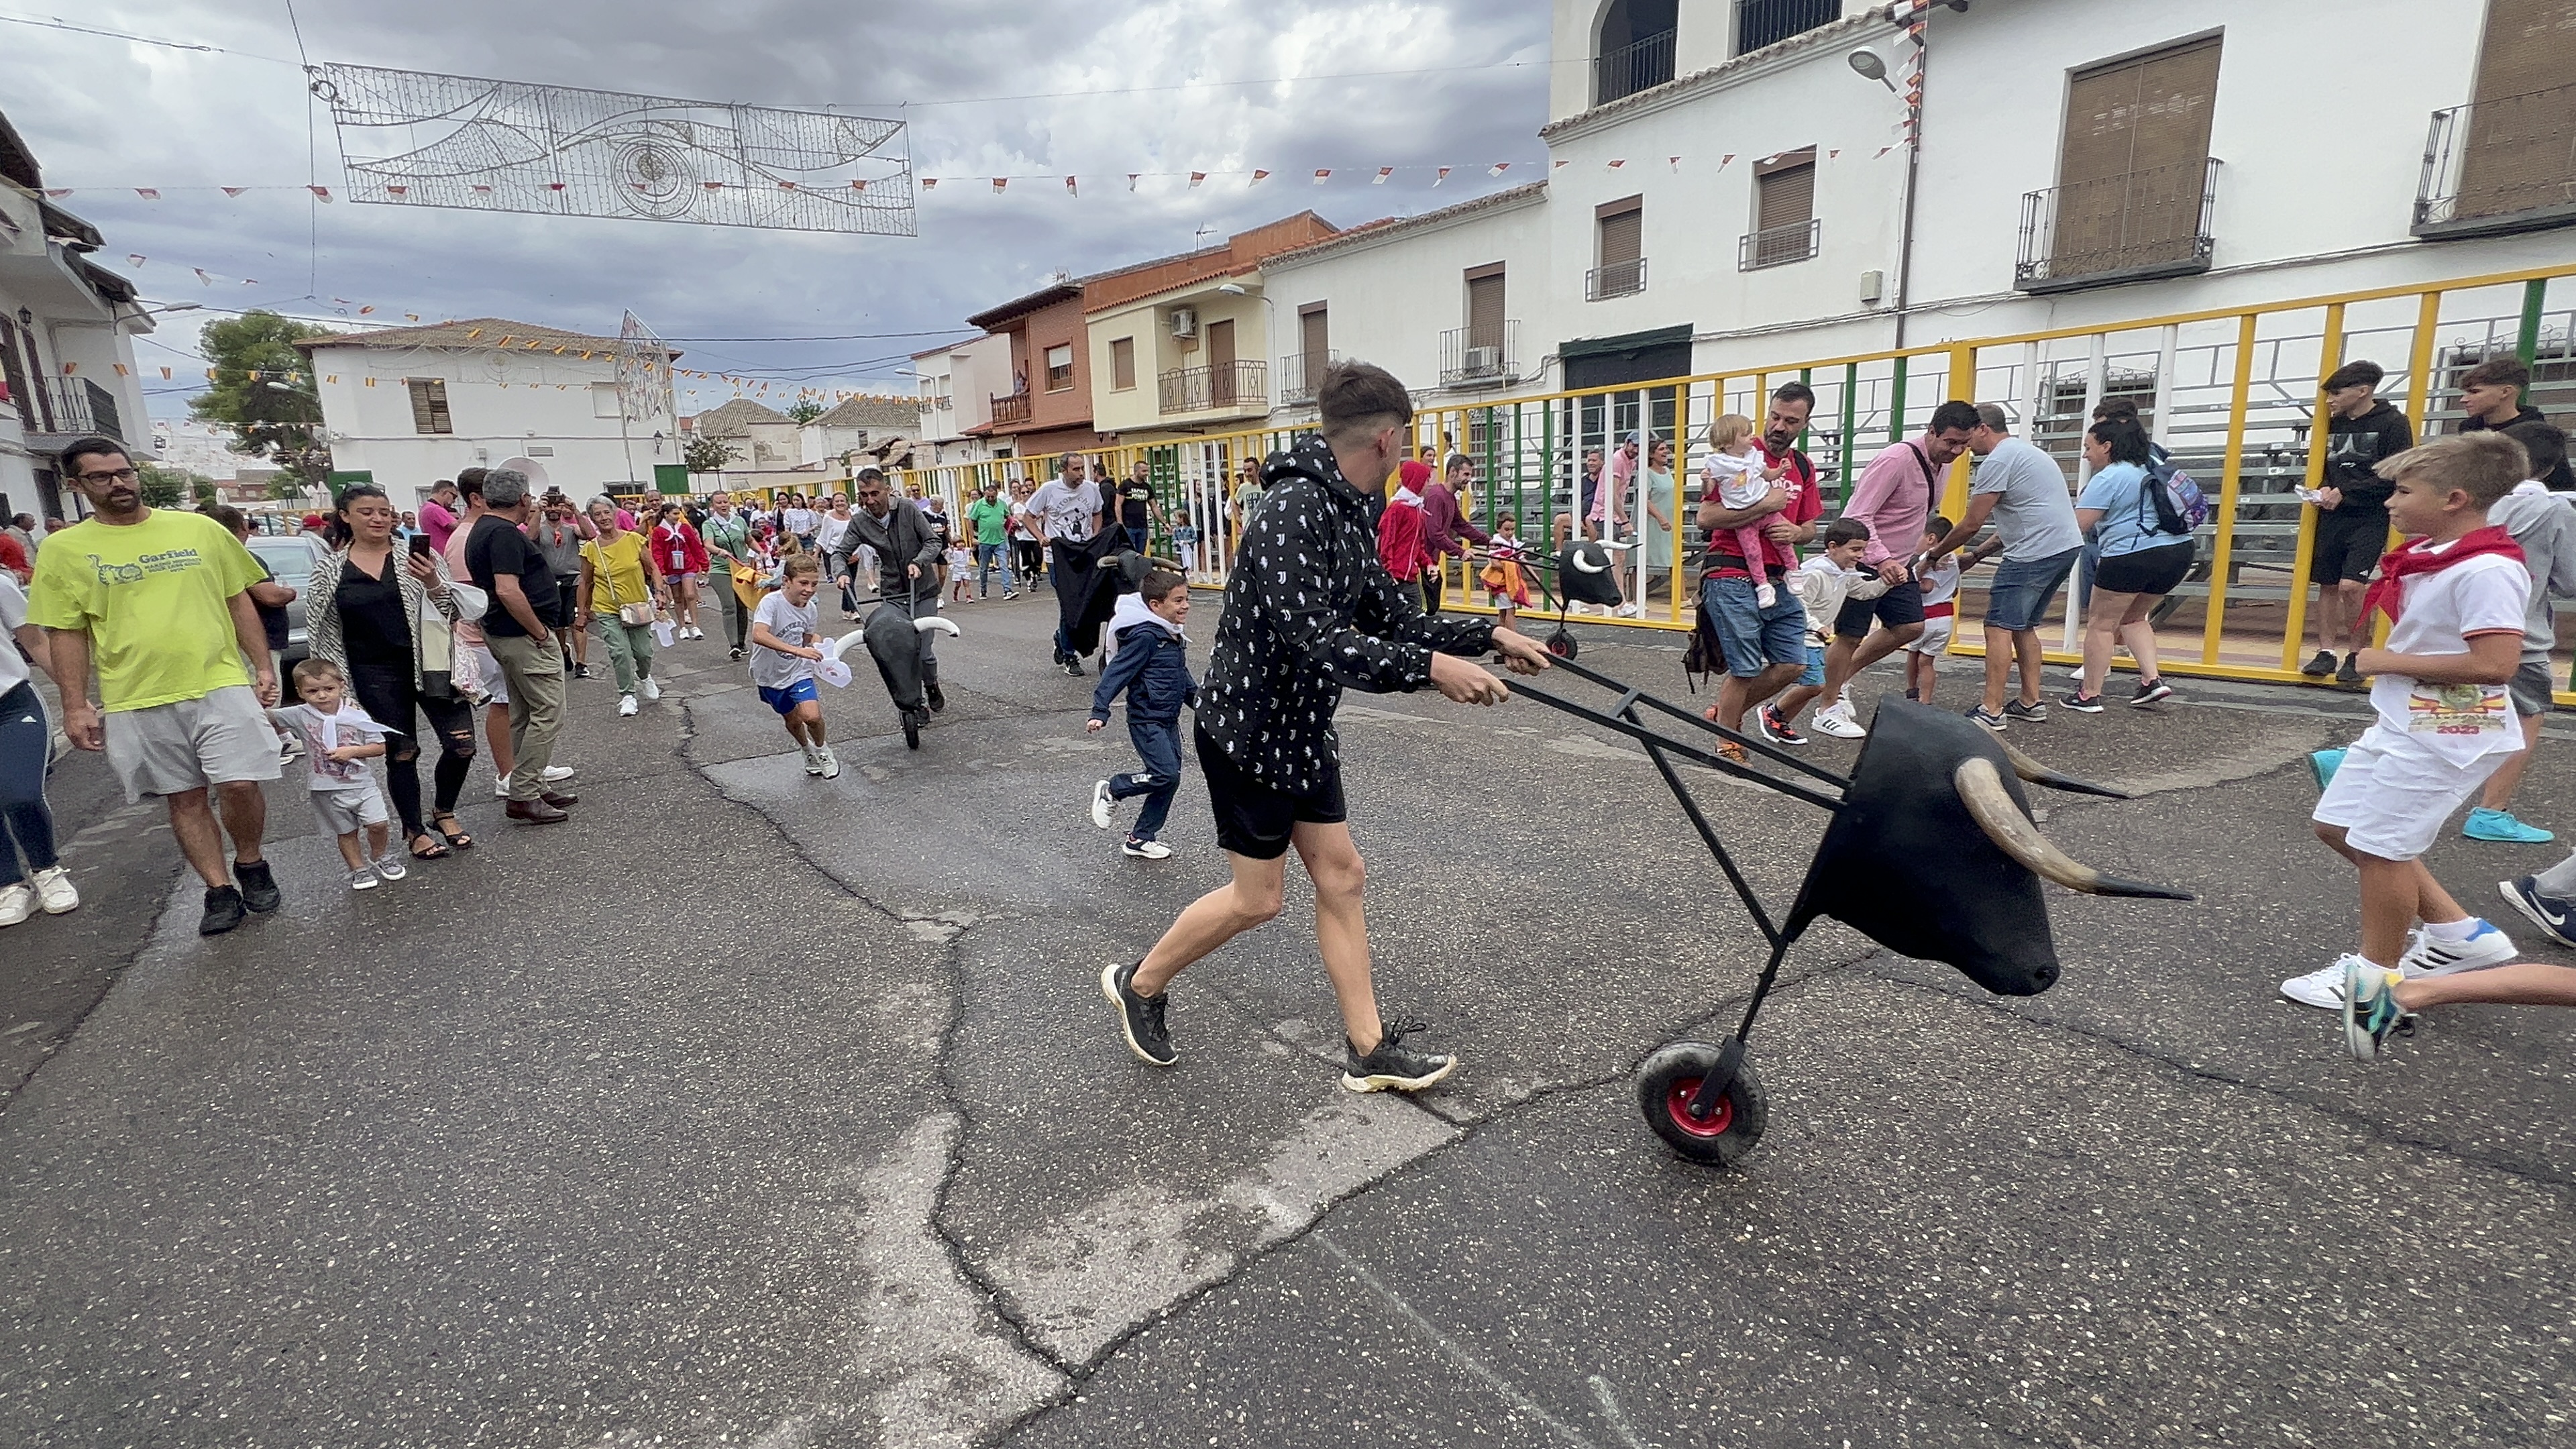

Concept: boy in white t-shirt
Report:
left=2282, top=434, right=2534, bottom=1013
left=270, top=658, right=402, bottom=890
left=751, top=555, right=837, bottom=779
left=1755, top=518, right=1882, bottom=743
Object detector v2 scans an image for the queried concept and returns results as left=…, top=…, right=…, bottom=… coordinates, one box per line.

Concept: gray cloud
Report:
left=2, top=1, right=1552, bottom=417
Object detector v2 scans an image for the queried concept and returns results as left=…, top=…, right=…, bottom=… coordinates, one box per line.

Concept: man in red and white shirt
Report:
left=1694, top=382, right=1821, bottom=756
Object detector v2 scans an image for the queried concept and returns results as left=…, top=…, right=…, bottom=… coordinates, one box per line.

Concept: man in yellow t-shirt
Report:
left=29, top=439, right=283, bottom=936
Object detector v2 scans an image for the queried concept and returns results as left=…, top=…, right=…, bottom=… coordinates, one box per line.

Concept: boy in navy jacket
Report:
left=1087, top=570, right=1198, bottom=859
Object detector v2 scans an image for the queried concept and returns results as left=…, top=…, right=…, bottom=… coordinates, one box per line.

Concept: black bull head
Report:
left=834, top=603, right=960, bottom=713
left=1786, top=702, right=2189, bottom=996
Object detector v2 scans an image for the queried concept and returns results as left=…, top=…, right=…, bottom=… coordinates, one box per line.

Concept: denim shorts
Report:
left=1701, top=575, right=1808, bottom=678
left=1983, top=547, right=2081, bottom=633
left=1799, top=644, right=1826, bottom=688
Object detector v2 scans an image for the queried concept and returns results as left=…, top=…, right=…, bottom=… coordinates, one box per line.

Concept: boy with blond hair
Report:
left=2282, top=433, right=2534, bottom=1011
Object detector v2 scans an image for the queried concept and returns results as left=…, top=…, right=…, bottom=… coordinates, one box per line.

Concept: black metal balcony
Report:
left=1279, top=350, right=1339, bottom=406
left=1736, top=0, right=1841, bottom=55
left=2414, top=83, right=2576, bottom=239
left=30, top=376, right=124, bottom=443
left=1594, top=29, right=1676, bottom=107
left=2015, top=157, right=2221, bottom=294
left=1158, top=360, right=1267, bottom=415
left=1586, top=256, right=1649, bottom=301
left=1738, top=219, right=1819, bottom=270
left=1439, top=323, right=1520, bottom=388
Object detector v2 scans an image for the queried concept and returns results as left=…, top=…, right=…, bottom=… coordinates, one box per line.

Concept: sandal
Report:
left=431, top=814, right=476, bottom=851
left=407, top=832, right=452, bottom=861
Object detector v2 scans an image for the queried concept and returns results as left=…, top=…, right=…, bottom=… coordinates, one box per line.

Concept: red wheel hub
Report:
left=1664, top=1077, right=1735, bottom=1137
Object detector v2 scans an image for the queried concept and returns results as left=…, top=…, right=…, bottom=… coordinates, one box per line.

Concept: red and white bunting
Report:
left=1373, top=167, right=1393, bottom=184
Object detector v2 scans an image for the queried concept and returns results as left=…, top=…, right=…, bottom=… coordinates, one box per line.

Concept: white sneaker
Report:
left=817, top=746, right=841, bottom=780
left=803, top=747, right=825, bottom=775
left=539, top=765, right=575, bottom=784
left=30, top=865, right=78, bottom=915
left=1613, top=602, right=1644, bottom=619
left=1122, top=838, right=1172, bottom=859
left=1811, top=703, right=1867, bottom=739
left=640, top=676, right=662, bottom=701
left=1091, top=780, right=1116, bottom=830
left=0, top=883, right=32, bottom=927
left=2398, top=919, right=2518, bottom=977
left=2282, top=953, right=2377, bottom=1010
left=619, top=694, right=640, bottom=717
left=493, top=772, right=512, bottom=798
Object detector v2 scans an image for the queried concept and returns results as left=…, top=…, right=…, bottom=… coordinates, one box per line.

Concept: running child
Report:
left=1480, top=513, right=1534, bottom=633
left=2281, top=433, right=2534, bottom=1012
left=1087, top=569, right=1198, bottom=859
left=947, top=540, right=976, bottom=604
left=1758, top=518, right=1882, bottom=743
left=1703, top=413, right=1790, bottom=608
left=270, top=657, right=402, bottom=890
left=751, top=554, right=839, bottom=779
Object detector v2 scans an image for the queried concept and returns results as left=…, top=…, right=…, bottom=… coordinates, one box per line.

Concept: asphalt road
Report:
left=3, top=589, right=2572, bottom=1448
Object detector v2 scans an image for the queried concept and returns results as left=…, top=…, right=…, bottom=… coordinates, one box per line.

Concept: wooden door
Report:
left=1299, top=307, right=1329, bottom=394
left=2458, top=0, right=2576, bottom=221
left=2054, top=36, right=2220, bottom=276
left=1207, top=318, right=1236, bottom=406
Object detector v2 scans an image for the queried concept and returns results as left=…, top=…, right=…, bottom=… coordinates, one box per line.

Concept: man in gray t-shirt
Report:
left=1924, top=405, right=2084, bottom=729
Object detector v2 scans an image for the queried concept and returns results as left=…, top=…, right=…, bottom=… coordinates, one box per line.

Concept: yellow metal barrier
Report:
left=882, top=260, right=2576, bottom=697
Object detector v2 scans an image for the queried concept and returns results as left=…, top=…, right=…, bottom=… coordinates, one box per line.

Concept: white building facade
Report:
left=913, top=332, right=1011, bottom=467
left=301, top=317, right=681, bottom=511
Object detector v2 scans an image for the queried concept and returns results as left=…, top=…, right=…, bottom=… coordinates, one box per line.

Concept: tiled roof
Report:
left=814, top=394, right=919, bottom=429
left=294, top=316, right=680, bottom=358
left=690, top=398, right=794, bottom=437
left=1258, top=182, right=1548, bottom=268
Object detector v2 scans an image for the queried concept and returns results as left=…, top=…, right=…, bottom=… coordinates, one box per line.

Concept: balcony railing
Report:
left=1279, top=350, right=1340, bottom=406
left=1736, top=0, right=1842, bottom=56
left=2415, top=83, right=2576, bottom=239
left=988, top=390, right=1032, bottom=426
left=1158, top=360, right=1268, bottom=415
left=1593, top=29, right=1676, bottom=107
left=1439, top=322, right=1521, bottom=388
left=2016, top=157, right=2221, bottom=294
left=1738, top=219, right=1820, bottom=270
left=1586, top=256, right=1649, bottom=300
left=32, top=376, right=124, bottom=442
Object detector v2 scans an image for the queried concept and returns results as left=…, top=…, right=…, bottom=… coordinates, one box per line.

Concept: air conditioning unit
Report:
left=1169, top=306, right=1198, bottom=339
left=1464, top=345, right=1500, bottom=375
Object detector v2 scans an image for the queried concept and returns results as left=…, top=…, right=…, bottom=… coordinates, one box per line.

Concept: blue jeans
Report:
left=0, top=682, right=59, bottom=888
left=974, top=541, right=1012, bottom=597
left=1700, top=575, right=1808, bottom=678
left=1984, top=547, right=2082, bottom=633
left=1110, top=718, right=1183, bottom=842
left=1125, top=524, right=1150, bottom=554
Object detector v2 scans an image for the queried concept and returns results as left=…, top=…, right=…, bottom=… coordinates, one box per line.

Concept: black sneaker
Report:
left=573, top=662, right=594, bottom=679
left=2061, top=690, right=2105, bottom=713
left=1343, top=1022, right=1457, bottom=1093
left=924, top=678, right=947, bottom=713
left=1063, top=658, right=1085, bottom=677
left=1757, top=705, right=1805, bottom=747
left=2130, top=677, right=2174, bottom=706
left=197, top=885, right=246, bottom=936
left=234, top=859, right=282, bottom=914
left=2335, top=653, right=2365, bottom=688
left=727, top=647, right=743, bottom=661
left=2003, top=698, right=2048, bottom=722
left=2302, top=649, right=2337, bottom=678
left=1099, top=960, right=1175, bottom=1066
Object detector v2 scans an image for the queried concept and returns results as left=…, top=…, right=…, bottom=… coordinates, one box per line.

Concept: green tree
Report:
left=189, top=310, right=335, bottom=490
left=784, top=398, right=827, bottom=425
left=136, top=461, right=193, bottom=508
left=684, top=435, right=740, bottom=475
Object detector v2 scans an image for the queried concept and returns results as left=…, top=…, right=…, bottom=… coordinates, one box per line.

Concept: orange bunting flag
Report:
left=365, top=377, right=376, bottom=387
left=325, top=374, right=337, bottom=384
left=467, top=329, right=484, bottom=339
left=114, top=364, right=129, bottom=376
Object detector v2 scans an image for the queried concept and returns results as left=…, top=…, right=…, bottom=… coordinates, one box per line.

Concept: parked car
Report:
left=244, top=531, right=329, bottom=666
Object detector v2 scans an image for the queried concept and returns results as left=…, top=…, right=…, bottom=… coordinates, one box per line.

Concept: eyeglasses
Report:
left=76, top=468, right=140, bottom=484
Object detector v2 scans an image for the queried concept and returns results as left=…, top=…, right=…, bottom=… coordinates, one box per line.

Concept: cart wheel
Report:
left=1635, top=1041, right=1768, bottom=1167
left=902, top=710, right=922, bottom=750
left=1546, top=627, right=1579, bottom=660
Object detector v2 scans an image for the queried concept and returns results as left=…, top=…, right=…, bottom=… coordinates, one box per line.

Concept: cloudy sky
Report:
left=1, top=1, right=1556, bottom=419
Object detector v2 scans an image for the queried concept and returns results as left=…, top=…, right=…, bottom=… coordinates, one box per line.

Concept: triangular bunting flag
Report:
left=365, top=377, right=376, bottom=386
left=1374, top=167, right=1393, bottom=184
left=1607, top=159, right=1625, bottom=169
left=309, top=186, right=331, bottom=201
left=1827, top=149, right=1840, bottom=159
left=777, top=180, right=798, bottom=191
left=1554, top=159, right=1570, bottom=168
left=851, top=179, right=869, bottom=192
left=405, top=313, right=420, bottom=321
left=704, top=181, right=724, bottom=191
left=221, top=186, right=247, bottom=197
left=991, top=177, right=1006, bottom=192
left=922, top=176, right=938, bottom=189
left=160, top=367, right=172, bottom=379
left=1668, top=156, right=1682, bottom=170
left=42, top=189, right=70, bottom=197
left=1126, top=174, right=1140, bottom=191
left=1250, top=169, right=1270, bottom=184
left=386, top=184, right=408, bottom=197
left=358, top=305, right=374, bottom=314
left=472, top=184, right=492, bottom=193
left=115, top=364, right=129, bottom=376
left=547, top=182, right=566, bottom=191
left=1312, top=169, right=1330, bottom=184
left=194, top=268, right=212, bottom=283
left=1065, top=176, right=1077, bottom=195
left=134, top=189, right=159, bottom=200
left=127, top=254, right=146, bottom=267
left=1487, top=164, right=1508, bottom=176
left=1189, top=172, right=1206, bottom=189
left=1435, top=166, right=1451, bottom=185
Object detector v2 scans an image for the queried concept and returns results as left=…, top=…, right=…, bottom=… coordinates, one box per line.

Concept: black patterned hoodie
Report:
left=1196, top=433, right=1495, bottom=791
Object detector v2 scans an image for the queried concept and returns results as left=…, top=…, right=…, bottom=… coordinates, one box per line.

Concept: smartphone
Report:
left=408, top=534, right=435, bottom=557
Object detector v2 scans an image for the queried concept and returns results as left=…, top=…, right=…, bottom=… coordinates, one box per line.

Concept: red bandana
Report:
left=2360, top=525, right=2524, bottom=625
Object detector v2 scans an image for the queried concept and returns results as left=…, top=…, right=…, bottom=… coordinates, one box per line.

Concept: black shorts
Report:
left=2310, top=509, right=2387, bottom=585
left=1195, top=720, right=1346, bottom=861
left=1832, top=577, right=1925, bottom=639
left=551, top=576, right=583, bottom=629
left=2093, top=541, right=2195, bottom=596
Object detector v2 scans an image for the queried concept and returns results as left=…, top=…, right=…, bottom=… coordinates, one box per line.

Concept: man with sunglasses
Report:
left=28, top=437, right=283, bottom=935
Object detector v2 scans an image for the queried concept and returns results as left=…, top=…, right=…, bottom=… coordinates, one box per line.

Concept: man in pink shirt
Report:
left=1779, top=400, right=1978, bottom=740
left=418, top=480, right=460, bottom=554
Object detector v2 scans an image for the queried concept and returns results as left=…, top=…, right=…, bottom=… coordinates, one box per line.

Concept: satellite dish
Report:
left=498, top=457, right=551, bottom=489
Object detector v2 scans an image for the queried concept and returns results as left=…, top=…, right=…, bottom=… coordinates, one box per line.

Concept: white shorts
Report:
left=1908, top=612, right=1955, bottom=657
left=309, top=781, right=388, bottom=836
left=459, top=641, right=509, bottom=706
left=2312, top=724, right=2512, bottom=861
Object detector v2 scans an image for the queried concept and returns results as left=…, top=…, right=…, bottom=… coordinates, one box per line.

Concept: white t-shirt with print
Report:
left=2369, top=543, right=2532, bottom=765
left=751, top=591, right=820, bottom=691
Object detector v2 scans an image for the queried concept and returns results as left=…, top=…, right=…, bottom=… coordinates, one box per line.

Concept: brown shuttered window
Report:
left=1755, top=152, right=1816, bottom=233
left=1465, top=267, right=1505, bottom=351
left=1110, top=337, right=1136, bottom=391
left=1300, top=304, right=1328, bottom=362
left=2457, top=0, right=2576, bottom=220
left=406, top=378, right=453, bottom=435
left=2052, top=36, right=2220, bottom=277
left=1597, top=197, right=1643, bottom=266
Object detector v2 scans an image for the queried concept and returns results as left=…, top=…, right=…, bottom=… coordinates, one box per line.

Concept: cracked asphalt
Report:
left=3, top=591, right=2573, bottom=1448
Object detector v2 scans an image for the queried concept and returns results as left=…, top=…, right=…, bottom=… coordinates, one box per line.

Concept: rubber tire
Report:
left=1635, top=1041, right=1768, bottom=1167
left=902, top=710, right=922, bottom=750
left=1546, top=627, right=1579, bottom=661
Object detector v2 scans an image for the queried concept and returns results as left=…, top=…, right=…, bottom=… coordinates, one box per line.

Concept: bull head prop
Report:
left=828, top=606, right=960, bottom=750
left=1509, top=657, right=2189, bottom=1164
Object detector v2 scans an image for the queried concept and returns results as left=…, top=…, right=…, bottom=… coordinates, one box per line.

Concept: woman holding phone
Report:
left=307, top=484, right=478, bottom=858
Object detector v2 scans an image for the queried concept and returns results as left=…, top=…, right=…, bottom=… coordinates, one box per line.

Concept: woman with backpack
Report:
left=2065, top=417, right=2193, bottom=712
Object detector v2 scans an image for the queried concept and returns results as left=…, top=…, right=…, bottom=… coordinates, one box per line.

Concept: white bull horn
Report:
left=1953, top=757, right=2191, bottom=900
left=914, top=616, right=961, bottom=638
left=1570, top=549, right=1605, bottom=574
left=828, top=631, right=863, bottom=657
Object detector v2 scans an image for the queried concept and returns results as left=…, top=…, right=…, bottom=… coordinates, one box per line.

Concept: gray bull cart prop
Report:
left=827, top=604, right=961, bottom=750
left=1511, top=656, right=2191, bottom=1165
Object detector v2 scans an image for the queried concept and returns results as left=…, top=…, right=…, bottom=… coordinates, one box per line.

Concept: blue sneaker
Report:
left=2310, top=749, right=2346, bottom=791
left=2498, top=875, right=2576, bottom=949
left=2341, top=957, right=2408, bottom=1063
left=2462, top=808, right=2555, bottom=843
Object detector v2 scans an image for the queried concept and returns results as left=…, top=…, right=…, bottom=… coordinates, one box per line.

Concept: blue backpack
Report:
left=2147, top=451, right=2210, bottom=532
